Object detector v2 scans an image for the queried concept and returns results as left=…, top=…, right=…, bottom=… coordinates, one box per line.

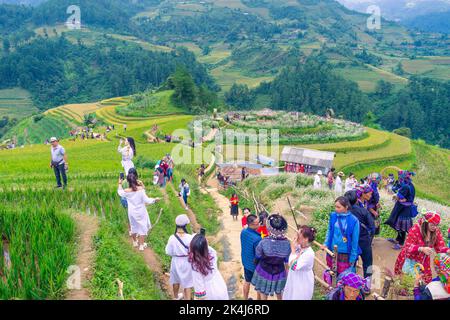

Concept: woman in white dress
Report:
left=118, top=137, right=136, bottom=175
left=313, top=170, right=323, bottom=189
left=165, top=214, right=194, bottom=300
left=334, top=172, right=345, bottom=194
left=283, top=225, right=316, bottom=300
left=118, top=173, right=160, bottom=251
left=344, top=173, right=357, bottom=192
left=189, top=232, right=229, bottom=300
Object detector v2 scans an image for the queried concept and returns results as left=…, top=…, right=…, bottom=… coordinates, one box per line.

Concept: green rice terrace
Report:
left=0, top=96, right=448, bottom=300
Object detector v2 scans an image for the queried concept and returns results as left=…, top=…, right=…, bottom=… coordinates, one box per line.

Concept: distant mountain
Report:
left=336, top=0, right=450, bottom=21
left=404, top=10, right=450, bottom=33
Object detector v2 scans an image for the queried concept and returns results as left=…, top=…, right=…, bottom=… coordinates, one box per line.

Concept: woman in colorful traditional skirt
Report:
left=327, top=271, right=368, bottom=300
left=394, top=211, right=450, bottom=284
left=189, top=231, right=229, bottom=300
left=230, top=193, right=239, bottom=221
left=251, top=214, right=291, bottom=300
left=283, top=226, right=316, bottom=300
left=414, top=253, right=450, bottom=300
left=165, top=214, right=194, bottom=300
left=322, top=197, right=360, bottom=276
left=385, top=170, right=416, bottom=250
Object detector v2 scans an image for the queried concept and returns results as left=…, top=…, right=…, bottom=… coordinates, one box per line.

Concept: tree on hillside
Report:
left=224, top=83, right=255, bottom=109
left=169, top=67, right=197, bottom=110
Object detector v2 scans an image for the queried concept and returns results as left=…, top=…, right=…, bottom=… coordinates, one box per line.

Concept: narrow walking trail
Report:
left=205, top=177, right=247, bottom=300
left=66, top=214, right=98, bottom=300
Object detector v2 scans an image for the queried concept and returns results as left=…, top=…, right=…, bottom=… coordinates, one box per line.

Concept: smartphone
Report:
left=120, top=172, right=125, bottom=180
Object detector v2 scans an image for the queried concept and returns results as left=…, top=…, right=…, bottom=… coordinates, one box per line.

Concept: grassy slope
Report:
left=0, top=88, right=38, bottom=120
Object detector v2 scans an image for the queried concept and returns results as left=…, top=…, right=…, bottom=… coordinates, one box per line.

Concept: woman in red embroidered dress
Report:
left=394, top=211, right=450, bottom=284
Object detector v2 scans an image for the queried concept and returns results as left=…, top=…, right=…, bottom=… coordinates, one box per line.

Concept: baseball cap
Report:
left=50, top=137, right=58, bottom=142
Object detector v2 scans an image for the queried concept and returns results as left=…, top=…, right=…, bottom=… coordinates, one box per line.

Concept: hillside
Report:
left=1, top=101, right=448, bottom=300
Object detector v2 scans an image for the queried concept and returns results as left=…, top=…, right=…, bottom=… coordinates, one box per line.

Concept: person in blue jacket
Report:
left=322, top=196, right=360, bottom=276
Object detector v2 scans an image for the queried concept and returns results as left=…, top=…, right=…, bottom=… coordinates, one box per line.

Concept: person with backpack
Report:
left=394, top=211, right=450, bottom=285
left=385, top=170, right=417, bottom=250
left=165, top=214, right=194, bottom=300
left=321, top=196, right=360, bottom=276
left=345, top=190, right=375, bottom=280
left=179, top=179, right=191, bottom=210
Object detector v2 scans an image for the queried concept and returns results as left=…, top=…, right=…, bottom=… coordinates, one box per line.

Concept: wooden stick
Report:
left=332, top=245, right=338, bottom=287
left=312, top=240, right=334, bottom=257
left=287, top=196, right=300, bottom=229
left=154, top=208, right=163, bottom=225
left=295, top=210, right=308, bottom=220
left=315, top=275, right=333, bottom=290
left=116, top=278, right=124, bottom=300
left=314, top=257, right=334, bottom=275
left=381, top=276, right=393, bottom=299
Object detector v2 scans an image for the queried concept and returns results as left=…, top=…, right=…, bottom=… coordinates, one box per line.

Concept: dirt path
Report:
left=205, top=177, right=247, bottom=300
left=134, top=239, right=173, bottom=300
left=66, top=214, right=99, bottom=300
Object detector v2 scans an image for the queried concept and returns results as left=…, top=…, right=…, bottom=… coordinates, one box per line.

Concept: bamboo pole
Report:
left=332, top=245, right=338, bottom=287
left=315, top=275, right=333, bottom=290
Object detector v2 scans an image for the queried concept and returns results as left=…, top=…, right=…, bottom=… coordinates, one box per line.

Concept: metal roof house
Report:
left=281, top=147, right=335, bottom=174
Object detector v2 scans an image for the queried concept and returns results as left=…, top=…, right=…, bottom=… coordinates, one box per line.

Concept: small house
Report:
left=281, top=146, right=335, bottom=174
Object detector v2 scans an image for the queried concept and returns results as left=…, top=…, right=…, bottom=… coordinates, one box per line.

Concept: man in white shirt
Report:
left=50, top=137, right=68, bottom=189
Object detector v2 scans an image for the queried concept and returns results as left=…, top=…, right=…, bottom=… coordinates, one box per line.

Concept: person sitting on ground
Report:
left=283, top=225, right=316, bottom=300
left=165, top=214, right=194, bottom=300
left=241, top=208, right=252, bottom=229
left=189, top=230, right=229, bottom=300
left=252, top=214, right=291, bottom=300
left=414, top=253, right=450, bottom=300
left=240, top=214, right=262, bottom=300
left=327, top=271, right=368, bottom=300
left=118, top=172, right=160, bottom=251
left=394, top=211, right=450, bottom=285
left=322, top=197, right=360, bottom=276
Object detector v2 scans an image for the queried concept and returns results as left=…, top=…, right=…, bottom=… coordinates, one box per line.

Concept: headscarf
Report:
left=423, top=211, right=441, bottom=225
left=398, top=170, right=415, bottom=183
left=266, top=214, right=288, bottom=239
left=355, top=184, right=373, bottom=199
left=336, top=271, right=367, bottom=300
left=434, top=253, right=450, bottom=293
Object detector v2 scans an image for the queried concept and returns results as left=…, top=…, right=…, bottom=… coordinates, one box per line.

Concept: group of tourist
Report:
left=46, top=136, right=449, bottom=300
left=153, top=154, right=175, bottom=188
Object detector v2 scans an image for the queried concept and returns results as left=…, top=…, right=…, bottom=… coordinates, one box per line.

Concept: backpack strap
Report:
left=174, top=233, right=189, bottom=253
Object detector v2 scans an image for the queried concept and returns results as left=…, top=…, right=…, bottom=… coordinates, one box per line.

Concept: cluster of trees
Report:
left=167, top=68, right=219, bottom=114
left=224, top=84, right=255, bottom=109
left=0, top=116, right=17, bottom=138
left=374, top=78, right=450, bottom=148
left=254, top=59, right=371, bottom=123
left=0, top=36, right=215, bottom=110
left=135, top=8, right=282, bottom=43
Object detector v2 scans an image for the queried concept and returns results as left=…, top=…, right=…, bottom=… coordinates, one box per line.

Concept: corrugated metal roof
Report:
left=281, top=147, right=335, bottom=168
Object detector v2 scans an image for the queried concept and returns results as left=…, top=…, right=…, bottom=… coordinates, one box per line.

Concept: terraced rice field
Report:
left=0, top=88, right=38, bottom=120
